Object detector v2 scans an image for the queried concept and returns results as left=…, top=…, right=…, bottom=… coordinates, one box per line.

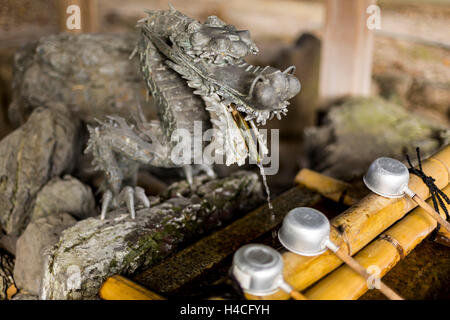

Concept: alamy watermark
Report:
left=366, top=265, right=381, bottom=290
left=66, top=4, right=81, bottom=30
left=162, top=121, right=280, bottom=175
left=366, top=4, right=381, bottom=30
left=66, top=265, right=81, bottom=291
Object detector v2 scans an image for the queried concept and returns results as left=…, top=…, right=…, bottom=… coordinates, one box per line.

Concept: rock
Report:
left=14, top=213, right=77, bottom=296
left=304, top=97, right=449, bottom=181
left=0, top=106, right=80, bottom=235
left=40, top=171, right=263, bottom=300
left=11, top=292, right=39, bottom=300
left=373, top=71, right=413, bottom=106
left=31, top=175, right=96, bottom=222
left=0, top=232, right=18, bottom=256
left=9, top=33, right=154, bottom=126
left=0, top=250, right=15, bottom=300
left=406, top=79, right=450, bottom=119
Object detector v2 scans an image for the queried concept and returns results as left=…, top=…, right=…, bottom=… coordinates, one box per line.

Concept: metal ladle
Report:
left=278, top=207, right=403, bottom=300
left=364, top=157, right=450, bottom=233
left=232, top=244, right=307, bottom=300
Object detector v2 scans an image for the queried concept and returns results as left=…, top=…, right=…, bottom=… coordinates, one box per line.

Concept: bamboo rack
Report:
left=305, top=184, right=450, bottom=299
left=248, top=145, right=450, bottom=300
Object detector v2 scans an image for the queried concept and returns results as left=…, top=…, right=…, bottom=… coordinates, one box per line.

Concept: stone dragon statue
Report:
left=85, top=6, right=301, bottom=219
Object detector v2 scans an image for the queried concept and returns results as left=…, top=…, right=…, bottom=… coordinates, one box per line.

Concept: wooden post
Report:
left=319, top=0, right=376, bottom=104
left=57, top=0, right=99, bottom=33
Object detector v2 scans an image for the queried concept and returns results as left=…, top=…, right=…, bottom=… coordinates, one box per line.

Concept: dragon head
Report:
left=139, top=8, right=301, bottom=165
left=242, top=66, right=301, bottom=124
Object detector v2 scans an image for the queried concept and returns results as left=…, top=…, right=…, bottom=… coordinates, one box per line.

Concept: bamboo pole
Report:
left=296, top=166, right=450, bottom=246
left=305, top=184, right=450, bottom=299
left=411, top=194, right=450, bottom=233
left=289, top=290, right=308, bottom=300
left=99, top=275, right=165, bottom=300
left=332, top=247, right=403, bottom=300
left=248, top=145, right=450, bottom=300
left=295, top=168, right=361, bottom=206
left=57, top=0, right=99, bottom=33
left=6, top=284, right=17, bottom=300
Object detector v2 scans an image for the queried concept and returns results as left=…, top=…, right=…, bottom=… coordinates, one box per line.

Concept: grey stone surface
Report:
left=0, top=250, right=14, bottom=300
left=14, top=213, right=77, bottom=296
left=304, top=97, right=450, bottom=181
left=0, top=106, right=80, bottom=236
left=40, top=171, right=263, bottom=300
left=9, top=33, right=154, bottom=126
left=31, top=175, right=96, bottom=222
left=11, top=292, right=39, bottom=300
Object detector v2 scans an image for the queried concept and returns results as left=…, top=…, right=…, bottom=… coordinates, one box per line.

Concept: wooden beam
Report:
left=295, top=168, right=364, bottom=206
left=319, top=0, right=376, bottom=104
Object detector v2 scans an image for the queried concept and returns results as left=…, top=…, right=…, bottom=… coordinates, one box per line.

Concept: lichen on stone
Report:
left=39, top=170, right=263, bottom=300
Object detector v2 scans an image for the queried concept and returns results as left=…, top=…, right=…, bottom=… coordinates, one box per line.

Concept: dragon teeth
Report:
left=244, top=114, right=254, bottom=121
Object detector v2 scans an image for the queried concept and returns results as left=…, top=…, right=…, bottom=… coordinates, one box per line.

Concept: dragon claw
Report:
left=122, top=186, right=136, bottom=219
left=100, top=186, right=151, bottom=220
left=100, top=190, right=113, bottom=220
left=135, top=186, right=150, bottom=208
left=183, top=165, right=194, bottom=186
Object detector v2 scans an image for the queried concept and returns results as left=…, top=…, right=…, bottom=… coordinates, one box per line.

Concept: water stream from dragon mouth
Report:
left=257, top=163, right=276, bottom=239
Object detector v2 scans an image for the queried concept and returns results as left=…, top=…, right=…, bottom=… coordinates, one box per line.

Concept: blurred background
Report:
left=0, top=0, right=449, bottom=194
left=0, top=0, right=449, bottom=300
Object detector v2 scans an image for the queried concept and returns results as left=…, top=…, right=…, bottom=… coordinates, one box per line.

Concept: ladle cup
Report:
left=364, top=157, right=450, bottom=233
left=232, top=244, right=306, bottom=300
left=278, top=207, right=404, bottom=300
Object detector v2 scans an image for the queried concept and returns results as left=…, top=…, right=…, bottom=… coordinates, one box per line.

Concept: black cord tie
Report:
left=406, top=147, right=450, bottom=238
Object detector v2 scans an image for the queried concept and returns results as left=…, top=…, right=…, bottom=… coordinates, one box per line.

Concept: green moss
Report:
left=332, top=97, right=437, bottom=141
left=108, top=259, right=118, bottom=270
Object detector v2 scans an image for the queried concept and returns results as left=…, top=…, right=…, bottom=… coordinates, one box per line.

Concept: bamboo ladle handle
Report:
left=333, top=248, right=404, bottom=300
left=289, top=290, right=308, bottom=300
left=412, top=195, right=450, bottom=234
left=279, top=281, right=308, bottom=300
